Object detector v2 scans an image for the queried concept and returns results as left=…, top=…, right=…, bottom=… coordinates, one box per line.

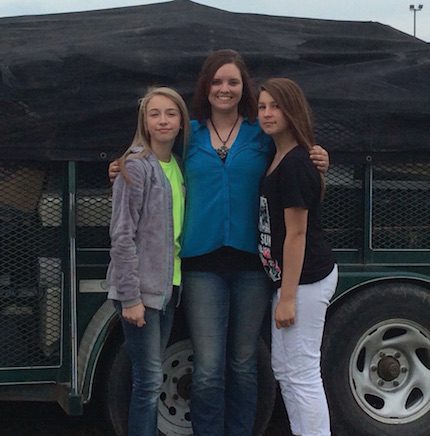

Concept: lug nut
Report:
left=371, top=365, right=377, bottom=372
left=401, top=366, right=408, bottom=373
left=394, top=352, right=401, bottom=359
left=393, top=380, right=399, bottom=387
left=378, top=379, right=385, bottom=386
left=379, top=352, right=385, bottom=358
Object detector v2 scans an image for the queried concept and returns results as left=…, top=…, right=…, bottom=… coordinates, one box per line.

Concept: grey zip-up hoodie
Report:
left=106, top=150, right=175, bottom=310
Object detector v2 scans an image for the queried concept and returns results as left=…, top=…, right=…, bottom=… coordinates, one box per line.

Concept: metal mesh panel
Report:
left=322, top=164, right=363, bottom=249
left=372, top=163, right=430, bottom=249
left=74, top=162, right=368, bottom=252
left=76, top=162, right=112, bottom=249
left=314, top=106, right=369, bottom=153
left=0, top=161, right=64, bottom=367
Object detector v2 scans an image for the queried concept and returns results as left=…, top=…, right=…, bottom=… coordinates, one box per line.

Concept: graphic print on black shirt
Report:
left=258, top=146, right=335, bottom=287
left=258, top=195, right=281, bottom=282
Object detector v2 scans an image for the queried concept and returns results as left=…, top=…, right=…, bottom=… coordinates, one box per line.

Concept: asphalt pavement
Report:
left=0, top=400, right=290, bottom=436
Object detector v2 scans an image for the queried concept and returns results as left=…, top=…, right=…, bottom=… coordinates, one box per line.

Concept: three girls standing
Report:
left=108, top=50, right=333, bottom=436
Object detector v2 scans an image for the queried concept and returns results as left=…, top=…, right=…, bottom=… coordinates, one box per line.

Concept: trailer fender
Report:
left=78, top=300, right=119, bottom=403
left=329, top=273, right=430, bottom=313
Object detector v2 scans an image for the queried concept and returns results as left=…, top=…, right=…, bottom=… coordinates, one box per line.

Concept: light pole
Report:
left=409, top=4, right=423, bottom=37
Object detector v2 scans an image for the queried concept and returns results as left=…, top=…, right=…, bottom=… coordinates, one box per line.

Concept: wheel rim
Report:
left=349, top=318, right=430, bottom=424
left=158, top=339, right=193, bottom=435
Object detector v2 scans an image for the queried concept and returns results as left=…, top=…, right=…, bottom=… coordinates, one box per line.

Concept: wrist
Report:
left=278, top=291, right=296, bottom=303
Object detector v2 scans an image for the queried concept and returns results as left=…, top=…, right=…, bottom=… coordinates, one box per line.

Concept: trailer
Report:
left=1, top=1, right=429, bottom=435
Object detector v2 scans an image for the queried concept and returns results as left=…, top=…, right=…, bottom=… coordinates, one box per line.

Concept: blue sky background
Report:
left=0, top=0, right=428, bottom=42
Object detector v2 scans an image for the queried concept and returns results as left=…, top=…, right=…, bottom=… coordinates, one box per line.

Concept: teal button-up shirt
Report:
left=181, top=119, right=273, bottom=257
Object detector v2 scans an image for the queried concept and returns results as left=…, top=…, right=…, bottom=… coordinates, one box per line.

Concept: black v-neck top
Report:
left=258, top=145, right=335, bottom=287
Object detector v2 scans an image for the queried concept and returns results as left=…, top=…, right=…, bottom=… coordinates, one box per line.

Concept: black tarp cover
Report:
left=1, top=0, right=429, bottom=160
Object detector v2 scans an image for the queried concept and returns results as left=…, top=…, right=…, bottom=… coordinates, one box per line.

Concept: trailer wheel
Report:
left=104, top=337, right=275, bottom=435
left=322, top=283, right=430, bottom=436
left=104, top=340, right=129, bottom=436
left=254, top=337, right=277, bottom=436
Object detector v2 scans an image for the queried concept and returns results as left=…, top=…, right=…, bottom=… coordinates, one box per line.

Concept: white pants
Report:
left=271, top=265, right=338, bottom=436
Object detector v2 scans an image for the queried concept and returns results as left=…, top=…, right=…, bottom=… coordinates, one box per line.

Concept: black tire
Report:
left=103, top=336, right=276, bottom=436
left=322, top=282, right=430, bottom=436
left=104, top=339, right=130, bottom=436
left=263, top=389, right=293, bottom=436
left=103, top=338, right=194, bottom=436
left=254, top=338, right=278, bottom=436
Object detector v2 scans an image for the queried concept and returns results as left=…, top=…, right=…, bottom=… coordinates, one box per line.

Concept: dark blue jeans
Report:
left=117, top=289, right=177, bottom=436
left=182, top=270, right=271, bottom=436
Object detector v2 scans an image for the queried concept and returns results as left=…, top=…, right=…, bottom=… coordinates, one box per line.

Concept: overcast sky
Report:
left=0, top=0, right=429, bottom=42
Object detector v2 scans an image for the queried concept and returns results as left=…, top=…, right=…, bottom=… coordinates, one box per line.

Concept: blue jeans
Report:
left=117, top=290, right=177, bottom=436
left=182, top=270, right=271, bottom=436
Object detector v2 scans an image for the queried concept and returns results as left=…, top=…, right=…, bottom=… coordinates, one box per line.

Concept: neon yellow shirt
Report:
left=159, top=156, right=184, bottom=286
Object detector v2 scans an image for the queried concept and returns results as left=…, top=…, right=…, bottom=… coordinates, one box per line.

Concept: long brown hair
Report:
left=259, top=78, right=325, bottom=197
left=119, top=87, right=190, bottom=182
left=192, top=49, right=257, bottom=122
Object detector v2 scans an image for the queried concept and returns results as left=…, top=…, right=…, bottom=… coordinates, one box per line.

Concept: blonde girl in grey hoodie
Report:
left=106, top=87, right=189, bottom=436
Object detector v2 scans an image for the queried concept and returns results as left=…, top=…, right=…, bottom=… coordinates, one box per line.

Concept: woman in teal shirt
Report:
left=109, top=49, right=328, bottom=436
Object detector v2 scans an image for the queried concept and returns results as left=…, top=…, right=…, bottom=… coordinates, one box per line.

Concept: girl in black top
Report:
left=257, top=78, right=338, bottom=436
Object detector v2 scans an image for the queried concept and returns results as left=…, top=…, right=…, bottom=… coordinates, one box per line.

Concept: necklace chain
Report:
left=210, top=115, right=240, bottom=146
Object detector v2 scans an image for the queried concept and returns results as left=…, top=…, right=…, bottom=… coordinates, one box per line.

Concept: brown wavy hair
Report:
left=192, top=49, right=257, bottom=122
left=259, top=78, right=325, bottom=197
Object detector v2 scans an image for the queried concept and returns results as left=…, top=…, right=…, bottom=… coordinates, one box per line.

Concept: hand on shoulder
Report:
left=309, top=145, right=329, bottom=174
